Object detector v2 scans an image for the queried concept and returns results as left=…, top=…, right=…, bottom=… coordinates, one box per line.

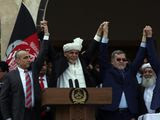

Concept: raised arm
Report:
left=146, top=26, right=160, bottom=73
left=131, top=27, right=146, bottom=74
left=32, top=20, right=50, bottom=75
left=81, top=22, right=105, bottom=65
left=99, top=21, right=110, bottom=70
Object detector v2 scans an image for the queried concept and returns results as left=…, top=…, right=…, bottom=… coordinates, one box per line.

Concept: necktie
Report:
left=119, top=70, right=125, bottom=79
left=39, top=75, right=45, bottom=89
left=24, top=70, right=32, bottom=108
left=39, top=74, right=46, bottom=117
left=119, top=70, right=125, bottom=85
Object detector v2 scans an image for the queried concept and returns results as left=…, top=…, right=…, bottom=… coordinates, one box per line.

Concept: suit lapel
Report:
left=15, top=69, right=25, bottom=98
left=141, top=86, right=145, bottom=94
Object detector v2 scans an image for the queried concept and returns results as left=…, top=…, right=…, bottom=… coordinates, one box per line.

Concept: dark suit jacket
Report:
left=99, top=42, right=145, bottom=114
left=49, top=40, right=100, bottom=87
left=146, top=37, right=160, bottom=110
left=138, top=85, right=148, bottom=115
left=0, top=40, right=48, bottom=120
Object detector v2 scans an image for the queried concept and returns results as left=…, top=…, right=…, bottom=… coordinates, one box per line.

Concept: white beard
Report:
left=142, top=76, right=156, bottom=88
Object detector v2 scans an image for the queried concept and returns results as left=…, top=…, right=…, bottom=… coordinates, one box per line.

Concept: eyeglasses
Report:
left=116, top=58, right=127, bottom=62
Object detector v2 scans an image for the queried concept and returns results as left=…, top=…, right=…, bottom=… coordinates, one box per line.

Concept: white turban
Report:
left=63, top=37, right=83, bottom=52
left=141, top=63, right=151, bottom=70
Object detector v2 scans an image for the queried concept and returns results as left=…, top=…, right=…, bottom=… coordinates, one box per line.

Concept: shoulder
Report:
left=6, top=69, right=19, bottom=77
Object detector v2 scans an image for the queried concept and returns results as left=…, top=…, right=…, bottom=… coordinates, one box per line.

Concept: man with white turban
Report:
left=63, top=37, right=83, bottom=64
left=138, top=63, right=156, bottom=116
left=145, top=26, right=160, bottom=112
left=49, top=22, right=105, bottom=88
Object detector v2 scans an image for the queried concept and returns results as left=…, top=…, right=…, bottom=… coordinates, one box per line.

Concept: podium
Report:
left=41, top=88, right=112, bottom=120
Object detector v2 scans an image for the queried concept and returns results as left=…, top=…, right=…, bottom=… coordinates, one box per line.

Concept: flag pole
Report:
left=36, top=0, right=50, bottom=30
left=42, top=0, right=49, bottom=20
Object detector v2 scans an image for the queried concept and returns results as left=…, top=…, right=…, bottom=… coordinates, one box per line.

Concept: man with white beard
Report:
left=141, top=63, right=156, bottom=88
left=138, top=63, right=156, bottom=115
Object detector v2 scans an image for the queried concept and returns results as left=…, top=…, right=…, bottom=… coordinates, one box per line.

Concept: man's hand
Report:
left=144, top=25, right=152, bottom=38
left=94, top=21, right=106, bottom=42
left=40, top=20, right=49, bottom=35
left=142, top=27, right=147, bottom=42
left=141, top=25, right=152, bottom=42
left=103, top=21, right=109, bottom=38
left=96, top=22, right=106, bottom=37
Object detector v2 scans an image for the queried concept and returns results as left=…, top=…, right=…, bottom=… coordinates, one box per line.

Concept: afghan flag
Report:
left=5, top=2, right=40, bottom=71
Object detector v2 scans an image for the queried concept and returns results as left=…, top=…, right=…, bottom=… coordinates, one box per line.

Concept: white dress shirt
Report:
left=17, top=67, right=35, bottom=107
left=144, top=84, right=155, bottom=113
left=38, top=74, right=48, bottom=88
left=119, top=92, right=128, bottom=108
left=57, top=58, right=86, bottom=88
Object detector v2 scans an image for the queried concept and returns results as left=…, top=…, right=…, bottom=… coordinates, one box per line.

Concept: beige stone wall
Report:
left=0, top=0, right=22, bottom=60
left=0, top=0, right=41, bottom=60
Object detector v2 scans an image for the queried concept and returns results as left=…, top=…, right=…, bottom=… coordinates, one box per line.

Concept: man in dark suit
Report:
left=48, top=22, right=105, bottom=88
left=138, top=63, right=156, bottom=116
left=38, top=60, right=54, bottom=120
left=97, top=22, right=146, bottom=120
left=0, top=61, right=9, bottom=88
left=0, top=61, right=9, bottom=81
left=145, top=26, right=160, bottom=112
left=0, top=21, right=49, bottom=120
left=0, top=61, right=9, bottom=120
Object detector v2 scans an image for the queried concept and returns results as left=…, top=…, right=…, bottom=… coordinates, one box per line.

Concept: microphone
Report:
left=69, top=79, right=73, bottom=88
left=75, top=79, right=79, bottom=88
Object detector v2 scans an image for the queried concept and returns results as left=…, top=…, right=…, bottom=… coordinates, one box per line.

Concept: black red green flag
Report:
left=5, top=2, right=40, bottom=71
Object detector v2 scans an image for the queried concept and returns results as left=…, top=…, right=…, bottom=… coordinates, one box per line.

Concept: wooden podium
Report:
left=41, top=88, right=112, bottom=120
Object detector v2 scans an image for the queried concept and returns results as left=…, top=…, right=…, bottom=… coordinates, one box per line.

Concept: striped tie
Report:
left=24, top=70, right=32, bottom=108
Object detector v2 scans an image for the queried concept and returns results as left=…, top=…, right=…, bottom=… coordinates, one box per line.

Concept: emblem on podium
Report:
left=70, top=88, right=88, bottom=104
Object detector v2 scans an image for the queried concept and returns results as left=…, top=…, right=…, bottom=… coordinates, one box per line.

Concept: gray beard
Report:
left=141, top=76, right=156, bottom=88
